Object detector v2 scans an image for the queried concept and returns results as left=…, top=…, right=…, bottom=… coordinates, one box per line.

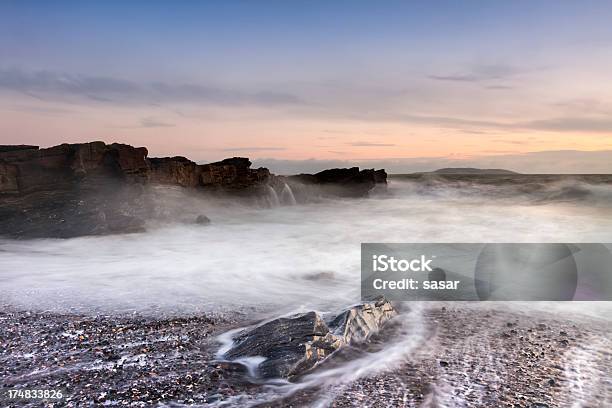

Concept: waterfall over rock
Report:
left=281, top=183, right=297, bottom=205
left=266, top=185, right=281, bottom=207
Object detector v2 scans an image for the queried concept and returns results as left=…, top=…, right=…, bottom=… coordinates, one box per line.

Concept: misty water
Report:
left=1, top=179, right=612, bottom=319
left=2, top=178, right=612, bottom=406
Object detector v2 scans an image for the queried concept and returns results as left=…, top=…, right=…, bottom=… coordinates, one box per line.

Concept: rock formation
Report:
left=287, top=167, right=387, bottom=198
left=148, top=156, right=199, bottom=187
left=0, top=142, right=152, bottom=238
left=199, top=158, right=271, bottom=192
left=0, top=141, right=387, bottom=238
left=0, top=142, right=149, bottom=195
left=148, top=156, right=271, bottom=191
left=223, top=298, right=397, bottom=379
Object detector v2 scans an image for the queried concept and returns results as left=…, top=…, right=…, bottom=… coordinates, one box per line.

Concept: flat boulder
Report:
left=222, top=298, right=397, bottom=379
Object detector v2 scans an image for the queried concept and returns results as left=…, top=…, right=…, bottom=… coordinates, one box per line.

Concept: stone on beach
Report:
left=223, top=298, right=398, bottom=379
left=195, top=214, right=211, bottom=225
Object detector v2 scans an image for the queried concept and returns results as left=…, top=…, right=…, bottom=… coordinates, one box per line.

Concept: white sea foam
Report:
left=1, top=180, right=612, bottom=317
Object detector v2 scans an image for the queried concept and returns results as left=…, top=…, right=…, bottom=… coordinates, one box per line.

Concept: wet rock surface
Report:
left=328, top=299, right=397, bottom=344
left=224, top=299, right=397, bottom=379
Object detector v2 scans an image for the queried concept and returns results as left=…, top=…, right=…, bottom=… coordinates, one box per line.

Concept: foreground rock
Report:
left=223, top=298, right=398, bottom=379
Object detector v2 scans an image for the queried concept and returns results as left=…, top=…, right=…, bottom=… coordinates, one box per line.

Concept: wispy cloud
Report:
left=459, top=129, right=490, bottom=134
left=220, top=147, right=287, bottom=152
left=141, top=117, right=175, bottom=128
left=519, top=116, right=612, bottom=133
left=3, top=68, right=610, bottom=135
left=348, top=141, right=396, bottom=147
left=484, top=85, right=514, bottom=90
left=552, top=98, right=611, bottom=115
left=0, top=68, right=306, bottom=107
left=4, top=104, right=74, bottom=115
left=495, top=139, right=529, bottom=145
left=351, top=111, right=612, bottom=134
left=428, top=64, right=523, bottom=83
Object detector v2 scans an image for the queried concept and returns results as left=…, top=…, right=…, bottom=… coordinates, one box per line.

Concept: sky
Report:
left=1, top=0, right=612, bottom=173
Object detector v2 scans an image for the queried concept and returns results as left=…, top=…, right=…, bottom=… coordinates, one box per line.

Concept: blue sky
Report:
left=1, top=1, right=612, bottom=172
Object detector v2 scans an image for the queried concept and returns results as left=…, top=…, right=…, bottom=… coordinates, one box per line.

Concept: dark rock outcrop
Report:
left=149, top=156, right=271, bottom=191
left=0, top=141, right=388, bottom=238
left=0, top=145, right=39, bottom=153
left=285, top=167, right=387, bottom=198
left=199, top=157, right=270, bottom=191
left=149, top=156, right=199, bottom=187
left=0, top=142, right=150, bottom=238
left=0, top=143, right=273, bottom=238
left=195, top=214, right=211, bottom=225
left=0, top=141, right=149, bottom=195
left=223, top=298, right=397, bottom=379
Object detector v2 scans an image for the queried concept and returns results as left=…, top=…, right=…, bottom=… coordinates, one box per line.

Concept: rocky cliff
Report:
left=0, top=141, right=386, bottom=238
left=0, top=142, right=272, bottom=194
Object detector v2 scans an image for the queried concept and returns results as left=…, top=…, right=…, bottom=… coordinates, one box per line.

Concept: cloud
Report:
left=220, top=147, right=287, bottom=152
left=428, top=64, right=523, bottom=83
left=0, top=68, right=305, bottom=107
left=484, top=85, right=514, bottom=90
left=459, top=129, right=490, bottom=134
left=520, top=116, right=612, bottom=133
left=2, top=68, right=610, bottom=134
left=140, top=117, right=175, bottom=128
left=349, top=141, right=396, bottom=147
left=4, top=104, right=74, bottom=115
left=552, top=98, right=611, bottom=115
left=352, top=111, right=612, bottom=134
left=495, top=139, right=529, bottom=145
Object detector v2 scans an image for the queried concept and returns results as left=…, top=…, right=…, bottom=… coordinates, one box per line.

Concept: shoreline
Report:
left=2, top=304, right=609, bottom=407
